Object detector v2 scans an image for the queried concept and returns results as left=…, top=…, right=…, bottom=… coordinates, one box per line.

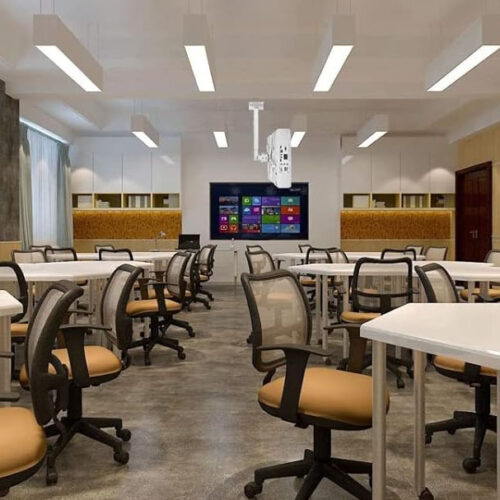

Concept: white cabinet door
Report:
left=341, top=151, right=371, bottom=193
left=71, top=152, right=93, bottom=193
left=152, top=153, right=181, bottom=193
left=372, top=152, right=400, bottom=193
left=430, top=151, right=456, bottom=193
left=93, top=153, right=122, bottom=193
left=122, top=153, right=151, bottom=193
left=401, top=152, right=430, bottom=193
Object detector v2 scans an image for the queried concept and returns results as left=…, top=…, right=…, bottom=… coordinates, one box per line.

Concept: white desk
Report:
left=0, top=292, right=22, bottom=393
left=274, top=251, right=426, bottom=264
left=288, top=261, right=499, bottom=357
left=361, top=303, right=500, bottom=499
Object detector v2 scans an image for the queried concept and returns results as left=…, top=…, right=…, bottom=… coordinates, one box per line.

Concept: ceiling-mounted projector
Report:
left=249, top=102, right=292, bottom=188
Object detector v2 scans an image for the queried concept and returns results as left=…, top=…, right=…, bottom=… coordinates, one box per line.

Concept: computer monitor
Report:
left=178, top=234, right=201, bottom=249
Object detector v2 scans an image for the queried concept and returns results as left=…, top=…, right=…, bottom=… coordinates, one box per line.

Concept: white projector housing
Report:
left=266, top=128, right=292, bottom=188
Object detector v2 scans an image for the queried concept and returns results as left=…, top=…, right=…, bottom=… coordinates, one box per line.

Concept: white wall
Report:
left=181, top=132, right=341, bottom=282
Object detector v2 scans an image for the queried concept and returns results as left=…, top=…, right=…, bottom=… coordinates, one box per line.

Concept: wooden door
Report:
left=456, top=162, right=492, bottom=262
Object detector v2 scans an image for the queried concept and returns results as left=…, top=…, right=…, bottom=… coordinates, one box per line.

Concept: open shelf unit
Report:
left=72, top=192, right=180, bottom=210
left=343, top=192, right=454, bottom=210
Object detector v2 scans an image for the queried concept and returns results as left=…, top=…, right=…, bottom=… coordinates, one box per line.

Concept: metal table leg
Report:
left=467, top=280, right=475, bottom=303
left=372, top=340, right=387, bottom=500
left=315, top=275, right=321, bottom=345
left=414, top=350, right=426, bottom=495
left=0, top=316, right=11, bottom=394
left=342, top=276, right=350, bottom=358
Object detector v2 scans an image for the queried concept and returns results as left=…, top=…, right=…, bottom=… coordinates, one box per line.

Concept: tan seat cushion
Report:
left=11, top=323, right=28, bottom=338
left=434, top=356, right=496, bottom=378
left=259, top=367, right=389, bottom=427
left=20, top=346, right=122, bottom=387
left=147, top=288, right=191, bottom=299
left=0, top=407, right=46, bottom=479
left=126, top=298, right=182, bottom=316
left=199, top=275, right=209, bottom=282
left=300, top=277, right=316, bottom=287
left=341, top=311, right=381, bottom=324
left=459, top=288, right=500, bottom=301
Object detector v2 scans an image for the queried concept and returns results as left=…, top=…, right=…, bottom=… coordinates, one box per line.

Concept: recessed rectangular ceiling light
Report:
left=34, top=15, right=102, bottom=92
left=184, top=15, right=215, bottom=92
left=131, top=114, right=159, bottom=148
left=426, top=15, right=500, bottom=92
left=291, top=131, right=306, bottom=148
left=213, top=131, right=228, bottom=148
left=313, top=16, right=355, bottom=92
left=357, top=115, right=388, bottom=148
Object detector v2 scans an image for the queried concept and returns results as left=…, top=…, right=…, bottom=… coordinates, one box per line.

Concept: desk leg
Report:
left=467, top=280, right=475, bottom=303
left=414, top=350, right=427, bottom=496
left=0, top=317, right=11, bottom=394
left=315, top=275, right=321, bottom=345
left=372, top=340, right=387, bottom=500
left=321, top=275, right=328, bottom=354
left=342, top=276, right=349, bottom=359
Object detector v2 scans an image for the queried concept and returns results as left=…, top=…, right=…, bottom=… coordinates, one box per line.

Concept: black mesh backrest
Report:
left=328, top=248, right=349, bottom=263
left=30, top=244, right=52, bottom=253
left=246, top=250, right=276, bottom=274
left=351, top=257, right=413, bottom=314
left=415, top=263, right=459, bottom=303
left=485, top=250, right=500, bottom=266
left=305, top=247, right=336, bottom=264
left=241, top=270, right=312, bottom=373
left=101, top=264, right=143, bottom=350
left=298, top=244, right=312, bottom=253
left=99, top=248, right=133, bottom=261
left=27, top=281, right=82, bottom=425
left=95, top=244, right=115, bottom=252
left=246, top=245, right=264, bottom=254
left=45, top=247, right=78, bottom=262
left=184, top=250, right=200, bottom=291
left=425, top=246, right=448, bottom=261
left=381, top=248, right=417, bottom=261
left=0, top=262, right=28, bottom=322
left=12, top=249, right=46, bottom=263
left=198, top=244, right=216, bottom=275
left=406, top=245, right=424, bottom=255
left=165, top=252, right=190, bottom=301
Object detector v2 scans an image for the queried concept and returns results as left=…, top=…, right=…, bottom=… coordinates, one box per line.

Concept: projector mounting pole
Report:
left=249, top=101, right=268, bottom=163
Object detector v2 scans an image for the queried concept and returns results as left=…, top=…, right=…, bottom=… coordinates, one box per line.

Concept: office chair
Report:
left=459, top=249, right=500, bottom=301
left=241, top=270, right=389, bottom=500
left=11, top=249, right=46, bottom=263
left=21, top=280, right=130, bottom=485
left=197, top=244, right=217, bottom=301
left=405, top=244, right=424, bottom=255
left=95, top=244, right=115, bottom=253
left=45, top=247, right=78, bottom=262
left=126, top=252, right=193, bottom=365
left=334, top=257, right=414, bottom=388
left=245, top=250, right=276, bottom=274
left=381, top=248, right=417, bottom=261
left=29, top=244, right=52, bottom=253
left=246, top=244, right=265, bottom=254
left=424, top=246, right=448, bottom=261
left=298, top=243, right=312, bottom=253
left=0, top=353, right=46, bottom=496
left=0, top=262, right=29, bottom=378
left=184, top=250, right=211, bottom=310
left=99, top=248, right=134, bottom=261
left=416, top=263, right=496, bottom=473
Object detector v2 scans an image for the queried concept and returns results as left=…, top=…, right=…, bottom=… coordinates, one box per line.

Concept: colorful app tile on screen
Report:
left=281, top=205, right=300, bottom=215
left=262, top=214, right=280, bottom=224
left=281, top=224, right=300, bottom=233
left=228, top=214, right=239, bottom=224
left=242, top=196, right=252, bottom=206
left=242, top=224, right=260, bottom=233
left=242, top=215, right=261, bottom=224
left=252, top=196, right=262, bottom=206
left=242, top=206, right=252, bottom=215
left=219, top=224, right=230, bottom=232
left=219, top=196, right=239, bottom=205
left=251, top=206, right=261, bottom=215
left=219, top=205, right=239, bottom=215
left=219, top=215, right=229, bottom=224
left=281, top=196, right=300, bottom=206
left=228, top=224, right=239, bottom=233
left=281, top=214, right=300, bottom=224
left=262, top=224, right=281, bottom=233
left=262, top=196, right=280, bottom=206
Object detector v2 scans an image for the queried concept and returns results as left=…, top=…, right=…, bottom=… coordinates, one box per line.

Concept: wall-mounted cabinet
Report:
left=94, top=193, right=122, bottom=209
left=401, top=193, right=428, bottom=209
left=343, top=192, right=455, bottom=210
left=152, top=193, right=180, bottom=209
left=431, top=193, right=455, bottom=208
left=372, top=193, right=399, bottom=209
left=93, top=153, right=122, bottom=193
left=72, top=194, right=93, bottom=209
left=124, top=194, right=151, bottom=208
left=122, top=153, right=151, bottom=193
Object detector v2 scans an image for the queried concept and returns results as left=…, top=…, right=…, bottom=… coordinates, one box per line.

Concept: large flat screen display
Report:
left=210, top=182, right=309, bottom=240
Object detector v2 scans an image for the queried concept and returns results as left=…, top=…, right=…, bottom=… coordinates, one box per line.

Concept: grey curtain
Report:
left=19, top=124, right=33, bottom=249
left=56, top=142, right=73, bottom=247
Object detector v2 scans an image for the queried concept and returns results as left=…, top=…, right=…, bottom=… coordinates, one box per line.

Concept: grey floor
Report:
left=11, top=285, right=497, bottom=499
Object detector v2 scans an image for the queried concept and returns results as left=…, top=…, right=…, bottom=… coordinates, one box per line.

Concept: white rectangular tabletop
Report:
left=71, top=251, right=176, bottom=262
left=289, top=261, right=497, bottom=281
left=274, top=251, right=426, bottom=262
left=0, top=291, right=23, bottom=317
left=0, top=261, right=153, bottom=282
left=361, top=303, right=500, bottom=369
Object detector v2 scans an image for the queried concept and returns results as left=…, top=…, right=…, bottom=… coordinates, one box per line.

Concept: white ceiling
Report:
left=2, top=0, right=500, bottom=141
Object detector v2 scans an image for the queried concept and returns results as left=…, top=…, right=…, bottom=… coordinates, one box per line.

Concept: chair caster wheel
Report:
left=447, top=429, right=456, bottom=435
left=113, top=450, right=129, bottom=465
left=407, top=368, right=414, bottom=379
left=425, top=434, right=432, bottom=445
left=188, top=330, right=195, bottom=338
left=324, top=358, right=332, bottom=366
left=246, top=335, right=253, bottom=344
left=337, top=361, right=347, bottom=371
left=46, top=469, right=58, bottom=485
left=244, top=482, right=263, bottom=498
left=205, top=303, right=211, bottom=310
left=178, top=351, right=186, bottom=360
left=396, top=378, right=405, bottom=389
left=418, top=487, right=434, bottom=500
left=116, top=428, right=131, bottom=442
left=462, top=457, right=480, bottom=474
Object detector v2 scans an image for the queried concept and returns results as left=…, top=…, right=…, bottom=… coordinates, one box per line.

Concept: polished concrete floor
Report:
left=11, top=284, right=497, bottom=499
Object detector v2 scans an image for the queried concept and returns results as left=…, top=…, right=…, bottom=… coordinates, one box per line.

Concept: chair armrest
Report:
left=324, top=322, right=361, bottom=331
left=474, top=294, right=500, bottom=303
left=67, top=308, right=92, bottom=316
left=0, top=352, right=14, bottom=359
left=256, top=344, right=332, bottom=423
left=59, top=324, right=111, bottom=332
